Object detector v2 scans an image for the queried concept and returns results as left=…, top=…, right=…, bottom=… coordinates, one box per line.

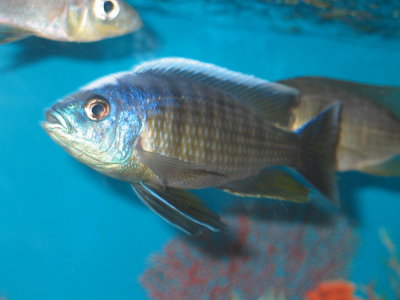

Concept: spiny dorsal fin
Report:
left=281, top=76, right=400, bottom=118
left=133, top=57, right=300, bottom=127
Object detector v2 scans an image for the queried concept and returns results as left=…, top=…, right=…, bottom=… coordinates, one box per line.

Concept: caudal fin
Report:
left=296, top=103, right=342, bottom=204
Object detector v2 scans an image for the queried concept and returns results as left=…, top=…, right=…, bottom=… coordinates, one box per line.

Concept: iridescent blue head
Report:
left=42, top=73, right=142, bottom=178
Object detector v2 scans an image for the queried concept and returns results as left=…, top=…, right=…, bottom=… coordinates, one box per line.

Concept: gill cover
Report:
left=66, top=0, right=142, bottom=42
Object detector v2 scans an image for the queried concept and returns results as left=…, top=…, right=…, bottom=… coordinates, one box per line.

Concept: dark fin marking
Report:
left=138, top=148, right=226, bottom=184
left=131, top=182, right=226, bottom=235
left=296, top=102, right=342, bottom=204
left=219, top=167, right=315, bottom=203
left=0, top=25, right=30, bottom=44
left=132, top=57, right=300, bottom=127
left=360, top=155, right=400, bottom=177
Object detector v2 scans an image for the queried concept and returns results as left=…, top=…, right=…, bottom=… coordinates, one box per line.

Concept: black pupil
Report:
left=92, top=103, right=104, bottom=116
left=104, top=1, right=114, bottom=13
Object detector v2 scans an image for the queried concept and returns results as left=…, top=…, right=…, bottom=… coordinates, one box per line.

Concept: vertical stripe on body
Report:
left=139, top=84, right=299, bottom=173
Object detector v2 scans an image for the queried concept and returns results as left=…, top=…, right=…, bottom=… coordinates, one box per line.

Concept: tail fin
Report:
left=296, top=103, right=342, bottom=204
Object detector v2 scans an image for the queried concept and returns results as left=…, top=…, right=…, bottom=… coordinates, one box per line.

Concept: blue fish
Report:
left=42, top=58, right=341, bottom=235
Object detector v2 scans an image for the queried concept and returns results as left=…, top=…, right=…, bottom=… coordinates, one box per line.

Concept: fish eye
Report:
left=85, top=97, right=110, bottom=121
left=104, top=1, right=114, bottom=13
left=93, top=0, right=120, bottom=21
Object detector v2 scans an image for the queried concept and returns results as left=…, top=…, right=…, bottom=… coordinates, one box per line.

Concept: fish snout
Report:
left=43, top=109, right=71, bottom=132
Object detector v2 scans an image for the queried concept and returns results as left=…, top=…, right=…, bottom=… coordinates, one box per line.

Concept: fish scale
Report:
left=43, top=57, right=341, bottom=235
left=140, top=90, right=299, bottom=177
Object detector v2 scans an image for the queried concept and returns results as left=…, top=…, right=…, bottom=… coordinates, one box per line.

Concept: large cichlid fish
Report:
left=278, top=77, right=400, bottom=176
left=42, top=58, right=341, bottom=235
left=0, top=0, right=142, bottom=44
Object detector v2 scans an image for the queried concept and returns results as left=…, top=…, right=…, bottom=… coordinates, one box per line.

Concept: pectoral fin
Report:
left=138, top=148, right=226, bottom=185
left=131, top=181, right=226, bottom=235
left=0, top=25, right=31, bottom=44
left=219, top=167, right=324, bottom=203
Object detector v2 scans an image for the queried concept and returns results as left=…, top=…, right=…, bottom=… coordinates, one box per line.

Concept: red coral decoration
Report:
left=140, top=203, right=358, bottom=300
left=305, top=280, right=361, bottom=300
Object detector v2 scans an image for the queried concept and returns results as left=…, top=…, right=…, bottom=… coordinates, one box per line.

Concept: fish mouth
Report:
left=42, top=109, right=71, bottom=132
left=41, top=108, right=127, bottom=170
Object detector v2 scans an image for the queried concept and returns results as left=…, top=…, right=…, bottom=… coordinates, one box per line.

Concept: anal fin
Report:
left=131, top=182, right=226, bottom=235
left=218, top=167, right=325, bottom=203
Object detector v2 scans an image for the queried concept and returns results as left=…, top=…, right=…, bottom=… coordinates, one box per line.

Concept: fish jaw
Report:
left=42, top=108, right=120, bottom=171
left=42, top=108, right=100, bottom=166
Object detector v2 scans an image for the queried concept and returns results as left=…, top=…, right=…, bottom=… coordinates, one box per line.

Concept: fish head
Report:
left=42, top=74, right=142, bottom=177
left=66, top=0, right=142, bottom=41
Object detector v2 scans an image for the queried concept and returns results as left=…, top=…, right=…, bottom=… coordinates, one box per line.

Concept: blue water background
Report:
left=0, top=1, right=399, bottom=299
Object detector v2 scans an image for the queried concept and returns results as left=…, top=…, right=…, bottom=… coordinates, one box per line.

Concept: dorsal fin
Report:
left=281, top=76, right=400, bottom=118
left=133, top=57, right=300, bottom=127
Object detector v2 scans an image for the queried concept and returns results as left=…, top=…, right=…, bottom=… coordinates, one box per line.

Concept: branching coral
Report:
left=140, top=203, right=358, bottom=300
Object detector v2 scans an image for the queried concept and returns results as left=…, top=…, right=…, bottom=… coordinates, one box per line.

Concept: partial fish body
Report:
left=279, top=77, right=400, bottom=175
left=42, top=58, right=341, bottom=235
left=0, top=0, right=142, bottom=43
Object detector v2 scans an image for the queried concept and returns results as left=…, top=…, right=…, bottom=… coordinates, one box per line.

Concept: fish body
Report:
left=0, top=0, right=142, bottom=43
left=279, top=77, right=400, bottom=175
left=43, top=58, right=340, bottom=235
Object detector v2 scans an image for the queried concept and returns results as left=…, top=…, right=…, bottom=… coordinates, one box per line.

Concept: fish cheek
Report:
left=66, top=5, right=90, bottom=40
left=65, top=4, right=109, bottom=41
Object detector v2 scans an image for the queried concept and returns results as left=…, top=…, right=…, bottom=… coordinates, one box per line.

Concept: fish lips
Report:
left=42, top=109, right=71, bottom=133
left=41, top=109, right=123, bottom=168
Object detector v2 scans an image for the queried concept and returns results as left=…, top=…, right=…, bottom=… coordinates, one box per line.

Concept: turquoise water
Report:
left=0, top=1, right=399, bottom=299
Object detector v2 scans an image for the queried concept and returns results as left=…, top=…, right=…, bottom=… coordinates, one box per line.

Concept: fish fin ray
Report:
left=133, top=57, right=300, bottom=127
left=131, top=182, right=226, bottom=235
left=296, top=102, right=341, bottom=204
left=316, top=77, right=400, bottom=117
left=281, top=76, right=400, bottom=118
left=219, top=167, right=318, bottom=203
left=0, top=25, right=31, bottom=44
left=138, top=148, right=227, bottom=184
